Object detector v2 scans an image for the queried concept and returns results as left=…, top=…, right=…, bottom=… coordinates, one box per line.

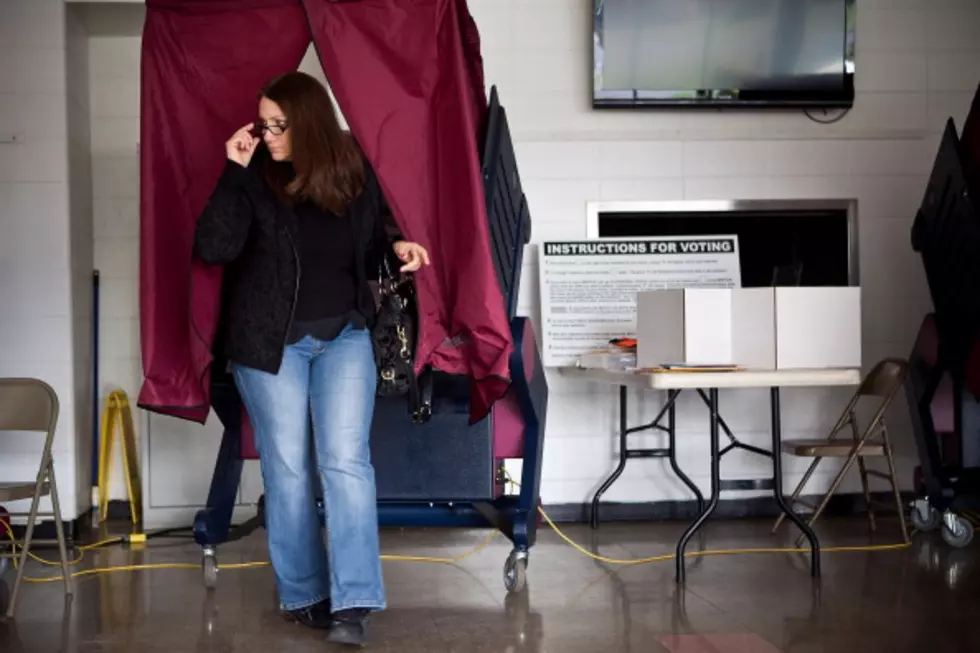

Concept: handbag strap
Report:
left=408, top=366, right=433, bottom=424
left=378, top=248, right=400, bottom=285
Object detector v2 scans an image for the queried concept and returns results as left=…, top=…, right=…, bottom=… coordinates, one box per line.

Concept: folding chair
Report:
left=772, top=359, right=911, bottom=546
left=0, top=378, right=73, bottom=619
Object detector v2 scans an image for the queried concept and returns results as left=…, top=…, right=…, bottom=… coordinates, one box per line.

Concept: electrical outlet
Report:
left=0, top=133, right=25, bottom=144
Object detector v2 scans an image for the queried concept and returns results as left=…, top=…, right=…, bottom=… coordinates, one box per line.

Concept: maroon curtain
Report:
left=139, top=0, right=311, bottom=422
left=305, top=0, right=511, bottom=421
left=139, top=0, right=512, bottom=424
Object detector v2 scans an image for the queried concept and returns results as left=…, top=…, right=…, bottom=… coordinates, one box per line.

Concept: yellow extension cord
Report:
left=3, top=489, right=977, bottom=584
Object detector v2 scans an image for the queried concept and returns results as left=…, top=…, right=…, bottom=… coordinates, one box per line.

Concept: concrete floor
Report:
left=0, top=518, right=976, bottom=652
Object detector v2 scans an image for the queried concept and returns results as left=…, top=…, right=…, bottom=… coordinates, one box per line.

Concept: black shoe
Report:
left=327, top=609, right=370, bottom=647
left=283, top=598, right=332, bottom=629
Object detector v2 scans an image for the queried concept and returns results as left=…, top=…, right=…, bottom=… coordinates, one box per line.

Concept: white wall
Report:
left=88, top=25, right=142, bottom=508
left=66, top=2, right=95, bottom=519
left=50, top=0, right=980, bottom=525
left=0, top=0, right=89, bottom=522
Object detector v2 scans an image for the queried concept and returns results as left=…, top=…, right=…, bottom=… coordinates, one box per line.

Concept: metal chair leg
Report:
left=881, top=427, right=910, bottom=543
left=855, top=457, right=876, bottom=532
left=6, top=485, right=43, bottom=619
left=853, top=422, right=876, bottom=532
left=47, top=463, right=74, bottom=598
left=794, top=447, right=865, bottom=548
left=772, top=457, right=822, bottom=534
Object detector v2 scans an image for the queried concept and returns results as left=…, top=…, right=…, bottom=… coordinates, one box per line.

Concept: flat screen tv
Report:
left=593, top=0, right=856, bottom=109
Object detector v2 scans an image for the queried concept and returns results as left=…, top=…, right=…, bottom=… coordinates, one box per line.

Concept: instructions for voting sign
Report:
left=539, top=237, right=741, bottom=366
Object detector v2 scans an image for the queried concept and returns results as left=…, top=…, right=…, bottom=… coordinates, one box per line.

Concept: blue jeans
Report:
left=232, top=326, right=385, bottom=612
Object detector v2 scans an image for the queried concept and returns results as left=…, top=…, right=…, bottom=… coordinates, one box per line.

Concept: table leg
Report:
left=591, top=386, right=629, bottom=529
left=667, top=390, right=704, bottom=514
left=770, top=387, right=821, bottom=577
left=676, top=388, right=721, bottom=583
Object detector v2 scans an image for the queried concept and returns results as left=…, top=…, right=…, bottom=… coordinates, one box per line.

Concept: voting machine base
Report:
left=192, top=87, right=550, bottom=592
left=907, top=99, right=980, bottom=548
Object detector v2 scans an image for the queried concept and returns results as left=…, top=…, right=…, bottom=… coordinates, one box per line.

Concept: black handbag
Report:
left=372, top=251, right=432, bottom=423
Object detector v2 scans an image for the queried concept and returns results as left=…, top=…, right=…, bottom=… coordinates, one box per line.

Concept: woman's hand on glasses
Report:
left=226, top=123, right=260, bottom=168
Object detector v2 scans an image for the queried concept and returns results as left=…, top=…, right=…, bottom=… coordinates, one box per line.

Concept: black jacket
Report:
left=193, top=147, right=395, bottom=375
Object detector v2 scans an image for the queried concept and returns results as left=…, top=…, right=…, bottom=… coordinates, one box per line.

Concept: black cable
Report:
left=803, top=107, right=851, bottom=125
left=122, top=539, right=198, bottom=551
left=79, top=525, right=195, bottom=549
left=144, top=526, right=194, bottom=540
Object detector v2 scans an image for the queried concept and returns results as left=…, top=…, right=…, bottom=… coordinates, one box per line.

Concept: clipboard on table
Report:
left=642, top=364, right=744, bottom=373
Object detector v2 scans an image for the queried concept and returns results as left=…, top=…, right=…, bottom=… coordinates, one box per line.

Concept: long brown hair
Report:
left=260, top=72, right=365, bottom=214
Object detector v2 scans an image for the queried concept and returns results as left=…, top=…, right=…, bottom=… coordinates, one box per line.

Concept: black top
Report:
left=193, top=145, right=397, bottom=376
left=287, top=198, right=363, bottom=344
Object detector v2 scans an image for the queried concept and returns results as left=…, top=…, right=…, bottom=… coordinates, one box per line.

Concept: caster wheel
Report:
left=911, top=504, right=942, bottom=532
left=942, top=515, right=974, bottom=549
left=203, top=555, right=219, bottom=589
left=504, top=551, right=527, bottom=594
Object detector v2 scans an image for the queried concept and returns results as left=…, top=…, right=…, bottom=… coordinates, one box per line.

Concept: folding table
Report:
left=561, top=366, right=861, bottom=582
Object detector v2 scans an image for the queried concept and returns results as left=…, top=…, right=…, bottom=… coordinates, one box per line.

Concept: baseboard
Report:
left=103, top=499, right=134, bottom=521
left=3, top=500, right=134, bottom=545
left=4, top=492, right=911, bottom=545
left=544, top=491, right=914, bottom=524
left=4, top=512, right=90, bottom=545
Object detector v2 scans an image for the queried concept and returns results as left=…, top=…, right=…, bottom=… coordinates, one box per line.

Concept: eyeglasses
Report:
left=251, top=120, right=289, bottom=137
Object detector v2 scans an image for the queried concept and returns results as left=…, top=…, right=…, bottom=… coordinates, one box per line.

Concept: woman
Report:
left=193, top=71, right=429, bottom=647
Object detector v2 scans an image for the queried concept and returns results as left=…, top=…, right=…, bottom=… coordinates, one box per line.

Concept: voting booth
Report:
left=135, top=0, right=548, bottom=593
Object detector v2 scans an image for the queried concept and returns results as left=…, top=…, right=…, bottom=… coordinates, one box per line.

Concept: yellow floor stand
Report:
left=98, top=390, right=144, bottom=536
